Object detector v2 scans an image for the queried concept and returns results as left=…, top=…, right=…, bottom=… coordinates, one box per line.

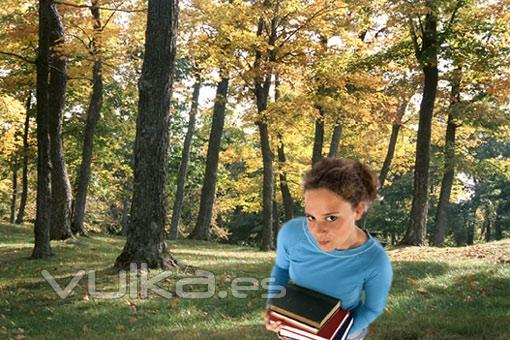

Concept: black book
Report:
left=269, top=282, right=341, bottom=329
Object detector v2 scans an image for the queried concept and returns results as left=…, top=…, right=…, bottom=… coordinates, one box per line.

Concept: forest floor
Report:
left=0, top=222, right=509, bottom=339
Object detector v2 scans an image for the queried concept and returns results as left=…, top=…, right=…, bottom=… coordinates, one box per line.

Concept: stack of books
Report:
left=268, top=283, right=353, bottom=340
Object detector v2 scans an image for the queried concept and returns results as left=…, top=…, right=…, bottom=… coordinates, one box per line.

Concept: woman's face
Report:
left=304, top=187, right=365, bottom=252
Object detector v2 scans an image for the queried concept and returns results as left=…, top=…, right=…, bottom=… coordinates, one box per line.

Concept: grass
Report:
left=0, top=222, right=509, bottom=339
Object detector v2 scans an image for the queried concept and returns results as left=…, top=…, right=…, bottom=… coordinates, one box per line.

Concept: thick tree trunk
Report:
left=189, top=77, right=228, bottom=240
left=170, top=76, right=201, bottom=240
left=48, top=2, right=73, bottom=240
left=312, top=107, right=325, bottom=165
left=71, top=1, right=104, bottom=236
left=10, top=169, right=18, bottom=224
left=114, top=0, right=180, bottom=270
left=402, top=9, right=438, bottom=246
left=15, top=92, right=32, bottom=225
left=328, top=123, right=342, bottom=158
left=120, top=197, right=129, bottom=236
left=33, top=0, right=53, bottom=258
left=433, top=71, right=461, bottom=246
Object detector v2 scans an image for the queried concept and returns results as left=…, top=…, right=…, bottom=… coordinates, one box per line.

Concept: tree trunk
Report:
left=433, top=70, right=461, bottom=246
left=258, top=120, right=274, bottom=250
left=254, top=3, right=279, bottom=251
left=274, top=75, right=293, bottom=221
left=48, top=2, right=73, bottom=240
left=120, top=197, right=129, bottom=236
left=10, top=169, right=18, bottom=224
left=494, top=197, right=507, bottom=241
left=402, top=9, right=438, bottom=246
left=33, top=0, right=54, bottom=259
left=189, top=77, right=228, bottom=240
left=71, top=1, right=104, bottom=236
left=328, top=123, right=342, bottom=158
left=277, top=138, right=294, bottom=221
left=483, top=216, right=491, bottom=242
left=312, top=107, right=325, bottom=165
left=379, top=101, right=407, bottom=188
left=272, top=196, right=279, bottom=248
left=114, top=0, right=180, bottom=270
left=170, top=76, right=201, bottom=240
left=15, top=92, right=32, bottom=225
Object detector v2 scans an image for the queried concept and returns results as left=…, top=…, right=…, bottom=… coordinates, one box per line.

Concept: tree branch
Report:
left=408, top=20, right=421, bottom=59
left=54, top=0, right=146, bottom=13
left=0, top=51, right=35, bottom=64
left=439, top=0, right=465, bottom=45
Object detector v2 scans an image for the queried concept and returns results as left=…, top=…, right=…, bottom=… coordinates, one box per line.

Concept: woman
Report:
left=264, top=158, right=393, bottom=340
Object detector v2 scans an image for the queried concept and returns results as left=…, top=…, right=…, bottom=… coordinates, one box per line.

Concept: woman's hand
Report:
left=263, top=310, right=290, bottom=339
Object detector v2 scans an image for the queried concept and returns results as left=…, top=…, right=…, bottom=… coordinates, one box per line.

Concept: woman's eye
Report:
left=326, top=216, right=337, bottom=222
left=306, top=215, right=315, bottom=221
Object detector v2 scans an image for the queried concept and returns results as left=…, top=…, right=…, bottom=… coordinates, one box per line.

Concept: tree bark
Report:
left=33, top=0, right=54, bottom=258
left=169, top=76, right=201, bottom=240
left=15, top=92, right=32, bottom=225
left=188, top=77, right=228, bottom=240
left=379, top=101, right=407, bottom=188
left=402, top=7, right=439, bottom=246
left=71, top=0, right=104, bottom=236
left=327, top=123, right=342, bottom=158
left=274, top=75, right=293, bottom=221
left=48, top=2, right=73, bottom=240
left=10, top=169, right=18, bottom=224
left=120, top=197, right=129, bottom=236
left=114, top=0, right=180, bottom=269
left=433, top=70, right=461, bottom=246
left=254, top=5, right=278, bottom=251
left=277, top=138, right=294, bottom=221
left=312, top=107, right=325, bottom=165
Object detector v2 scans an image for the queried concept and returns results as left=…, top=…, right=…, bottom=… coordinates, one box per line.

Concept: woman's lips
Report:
left=318, top=240, right=330, bottom=246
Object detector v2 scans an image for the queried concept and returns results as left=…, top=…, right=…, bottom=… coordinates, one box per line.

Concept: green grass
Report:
left=0, top=222, right=509, bottom=339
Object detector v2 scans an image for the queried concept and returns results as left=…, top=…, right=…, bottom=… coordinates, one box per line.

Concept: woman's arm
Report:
left=350, top=254, right=393, bottom=333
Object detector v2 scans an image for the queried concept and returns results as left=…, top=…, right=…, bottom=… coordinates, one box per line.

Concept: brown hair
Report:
left=303, top=158, right=379, bottom=209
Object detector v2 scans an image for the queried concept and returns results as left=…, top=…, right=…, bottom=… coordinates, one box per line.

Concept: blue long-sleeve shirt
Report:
left=267, top=217, right=393, bottom=335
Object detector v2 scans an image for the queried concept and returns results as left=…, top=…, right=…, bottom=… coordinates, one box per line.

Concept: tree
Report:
left=433, top=69, right=461, bottom=246
left=402, top=0, right=464, bottom=246
left=71, top=0, right=105, bottom=236
left=32, top=0, right=54, bottom=258
left=170, top=74, right=201, bottom=240
left=48, top=1, right=73, bottom=240
left=15, top=92, right=33, bottom=224
left=189, top=77, right=229, bottom=240
left=115, top=0, right=179, bottom=269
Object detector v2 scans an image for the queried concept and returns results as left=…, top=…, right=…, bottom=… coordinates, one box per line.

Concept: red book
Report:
left=269, top=309, right=353, bottom=340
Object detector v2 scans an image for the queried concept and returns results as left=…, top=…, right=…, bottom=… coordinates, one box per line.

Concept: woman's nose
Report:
left=315, top=222, right=328, bottom=234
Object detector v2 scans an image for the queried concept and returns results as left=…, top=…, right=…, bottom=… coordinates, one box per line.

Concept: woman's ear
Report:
left=354, top=202, right=366, bottom=221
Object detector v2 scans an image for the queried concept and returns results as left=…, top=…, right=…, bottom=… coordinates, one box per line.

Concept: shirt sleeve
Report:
left=350, top=250, right=393, bottom=334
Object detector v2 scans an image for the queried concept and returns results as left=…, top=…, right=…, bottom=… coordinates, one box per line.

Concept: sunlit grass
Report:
left=0, top=221, right=509, bottom=339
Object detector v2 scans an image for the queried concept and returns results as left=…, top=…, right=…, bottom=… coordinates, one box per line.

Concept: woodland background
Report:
left=0, top=0, right=509, bottom=258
